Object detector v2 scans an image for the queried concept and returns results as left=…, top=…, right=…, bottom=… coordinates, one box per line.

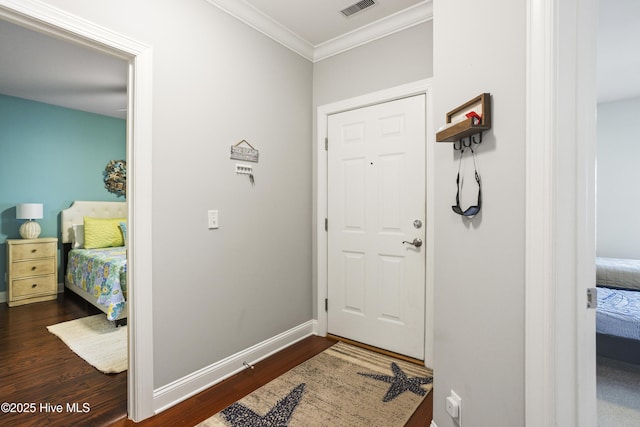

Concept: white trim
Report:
left=152, top=320, right=317, bottom=414
left=313, top=1, right=433, bottom=62
left=316, top=79, right=435, bottom=368
left=0, top=0, right=155, bottom=422
left=525, top=0, right=555, bottom=424
left=204, top=0, right=433, bottom=63
left=127, top=40, right=155, bottom=423
left=430, top=421, right=438, bottom=427
left=525, top=0, right=597, bottom=425
left=203, top=0, right=314, bottom=61
left=572, top=0, right=598, bottom=424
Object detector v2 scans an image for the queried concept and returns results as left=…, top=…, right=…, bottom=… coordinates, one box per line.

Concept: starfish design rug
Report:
left=199, top=342, right=432, bottom=427
left=359, top=362, right=433, bottom=402
left=219, top=383, right=305, bottom=427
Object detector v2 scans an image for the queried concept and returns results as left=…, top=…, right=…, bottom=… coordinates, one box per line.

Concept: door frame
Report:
left=525, top=0, right=597, bottom=425
left=315, top=79, right=434, bottom=367
left=0, top=0, right=155, bottom=421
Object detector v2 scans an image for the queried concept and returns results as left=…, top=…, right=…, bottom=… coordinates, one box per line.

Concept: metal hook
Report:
left=453, top=139, right=463, bottom=151
left=462, top=137, right=472, bottom=148
left=471, top=132, right=483, bottom=145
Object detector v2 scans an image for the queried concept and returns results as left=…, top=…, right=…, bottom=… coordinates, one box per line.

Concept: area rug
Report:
left=46, top=314, right=127, bottom=374
left=199, top=341, right=433, bottom=427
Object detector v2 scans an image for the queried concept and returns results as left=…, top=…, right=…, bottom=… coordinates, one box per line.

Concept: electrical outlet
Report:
left=446, top=390, right=462, bottom=425
left=208, top=210, right=219, bottom=229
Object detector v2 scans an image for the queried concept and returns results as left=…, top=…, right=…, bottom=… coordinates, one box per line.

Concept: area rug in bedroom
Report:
left=199, top=341, right=432, bottom=427
left=47, top=314, right=127, bottom=374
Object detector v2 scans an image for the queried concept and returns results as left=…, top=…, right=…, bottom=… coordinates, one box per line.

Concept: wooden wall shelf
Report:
left=436, top=93, right=491, bottom=142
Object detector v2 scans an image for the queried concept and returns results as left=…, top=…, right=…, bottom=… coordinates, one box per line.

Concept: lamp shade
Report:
left=16, top=203, right=43, bottom=220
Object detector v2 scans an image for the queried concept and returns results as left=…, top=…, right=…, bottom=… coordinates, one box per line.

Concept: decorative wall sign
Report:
left=104, top=159, right=126, bottom=198
left=230, top=139, right=259, bottom=162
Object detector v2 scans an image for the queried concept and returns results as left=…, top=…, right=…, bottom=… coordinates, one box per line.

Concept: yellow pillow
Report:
left=83, top=217, right=127, bottom=249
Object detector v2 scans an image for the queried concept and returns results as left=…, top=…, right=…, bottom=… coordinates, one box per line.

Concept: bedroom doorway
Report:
left=593, top=1, right=640, bottom=424
left=0, top=2, right=154, bottom=422
left=316, top=79, right=435, bottom=368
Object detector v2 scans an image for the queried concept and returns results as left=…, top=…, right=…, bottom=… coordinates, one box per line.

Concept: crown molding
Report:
left=204, top=0, right=315, bottom=61
left=314, top=1, right=433, bottom=62
left=205, top=0, right=433, bottom=63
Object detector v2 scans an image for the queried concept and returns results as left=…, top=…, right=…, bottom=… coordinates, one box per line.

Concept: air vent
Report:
left=340, top=0, right=377, bottom=18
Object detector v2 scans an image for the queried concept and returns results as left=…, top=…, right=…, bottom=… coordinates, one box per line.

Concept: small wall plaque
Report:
left=230, top=140, right=259, bottom=162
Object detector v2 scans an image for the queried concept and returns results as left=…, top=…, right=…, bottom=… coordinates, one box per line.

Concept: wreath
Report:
left=104, top=159, right=126, bottom=198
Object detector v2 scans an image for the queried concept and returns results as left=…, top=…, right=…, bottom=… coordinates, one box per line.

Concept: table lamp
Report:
left=16, top=203, right=43, bottom=239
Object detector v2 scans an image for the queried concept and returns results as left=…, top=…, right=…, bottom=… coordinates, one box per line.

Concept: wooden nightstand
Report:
left=6, top=238, right=58, bottom=307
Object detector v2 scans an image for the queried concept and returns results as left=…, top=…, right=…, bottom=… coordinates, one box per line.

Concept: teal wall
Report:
left=0, top=94, right=126, bottom=292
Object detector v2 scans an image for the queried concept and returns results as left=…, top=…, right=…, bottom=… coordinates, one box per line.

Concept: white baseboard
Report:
left=152, top=319, right=318, bottom=414
left=431, top=421, right=438, bottom=427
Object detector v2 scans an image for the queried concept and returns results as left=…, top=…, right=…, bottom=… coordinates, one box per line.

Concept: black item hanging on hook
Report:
left=452, top=143, right=482, bottom=217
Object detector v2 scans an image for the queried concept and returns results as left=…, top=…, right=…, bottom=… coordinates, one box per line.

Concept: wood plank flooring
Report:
left=0, top=291, right=127, bottom=427
left=1, top=293, right=432, bottom=426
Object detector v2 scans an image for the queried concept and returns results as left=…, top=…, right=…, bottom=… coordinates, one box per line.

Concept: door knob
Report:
left=402, top=238, right=423, bottom=248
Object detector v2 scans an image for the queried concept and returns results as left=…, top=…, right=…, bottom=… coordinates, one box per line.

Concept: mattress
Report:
left=66, top=247, right=127, bottom=320
left=596, top=257, right=640, bottom=290
left=597, top=287, right=640, bottom=341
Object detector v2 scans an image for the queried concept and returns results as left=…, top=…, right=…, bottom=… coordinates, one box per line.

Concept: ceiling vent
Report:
left=340, top=0, right=377, bottom=18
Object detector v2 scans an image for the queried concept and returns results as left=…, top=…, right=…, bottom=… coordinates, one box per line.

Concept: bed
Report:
left=596, top=257, right=640, bottom=364
left=61, top=201, right=128, bottom=322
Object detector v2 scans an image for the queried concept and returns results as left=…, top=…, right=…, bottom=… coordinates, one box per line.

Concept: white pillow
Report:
left=71, top=224, right=84, bottom=249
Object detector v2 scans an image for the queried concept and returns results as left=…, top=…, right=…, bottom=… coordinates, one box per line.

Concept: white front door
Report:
left=327, top=94, right=426, bottom=360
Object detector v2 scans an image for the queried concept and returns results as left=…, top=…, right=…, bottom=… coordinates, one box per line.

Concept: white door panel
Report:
left=327, top=95, right=426, bottom=359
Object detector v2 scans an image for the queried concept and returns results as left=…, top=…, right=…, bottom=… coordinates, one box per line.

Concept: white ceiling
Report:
left=205, top=0, right=432, bottom=61
left=0, top=18, right=128, bottom=119
left=241, top=0, right=424, bottom=46
left=0, top=0, right=637, bottom=120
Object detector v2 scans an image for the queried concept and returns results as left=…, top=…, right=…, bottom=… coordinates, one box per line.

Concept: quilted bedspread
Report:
left=67, top=247, right=127, bottom=320
left=597, top=286, right=640, bottom=341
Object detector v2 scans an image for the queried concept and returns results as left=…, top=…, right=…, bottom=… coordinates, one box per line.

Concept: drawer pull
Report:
left=31, top=249, right=37, bottom=253
left=31, top=266, right=37, bottom=271
left=31, top=284, right=37, bottom=288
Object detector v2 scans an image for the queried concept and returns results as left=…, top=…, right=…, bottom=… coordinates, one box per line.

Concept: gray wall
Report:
left=44, top=0, right=313, bottom=388
left=596, top=96, right=640, bottom=259
left=313, top=22, right=433, bottom=108
left=432, top=0, right=526, bottom=426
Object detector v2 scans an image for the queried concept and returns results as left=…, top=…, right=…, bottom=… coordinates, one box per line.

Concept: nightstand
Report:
left=6, top=238, right=58, bottom=307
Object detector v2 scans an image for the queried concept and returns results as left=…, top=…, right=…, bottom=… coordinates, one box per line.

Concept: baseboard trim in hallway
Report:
left=115, top=334, right=433, bottom=426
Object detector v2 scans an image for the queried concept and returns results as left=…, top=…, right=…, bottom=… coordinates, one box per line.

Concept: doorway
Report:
left=316, top=79, right=434, bottom=368
left=0, top=2, right=154, bottom=421
left=326, top=95, right=426, bottom=360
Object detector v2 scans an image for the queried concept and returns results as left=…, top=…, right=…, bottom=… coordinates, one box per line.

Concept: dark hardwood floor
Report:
left=0, top=291, right=127, bottom=427
left=1, top=293, right=432, bottom=426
